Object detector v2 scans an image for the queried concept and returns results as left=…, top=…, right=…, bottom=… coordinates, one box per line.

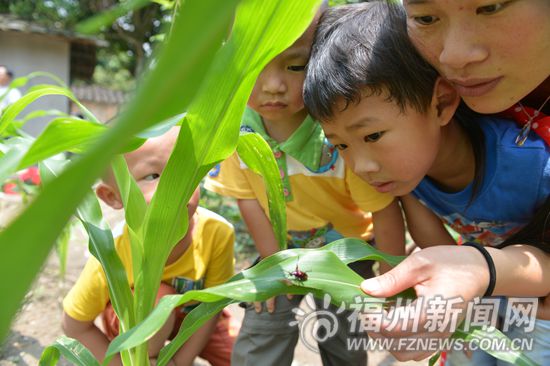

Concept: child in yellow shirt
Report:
left=62, top=127, right=236, bottom=366
left=205, top=4, right=405, bottom=365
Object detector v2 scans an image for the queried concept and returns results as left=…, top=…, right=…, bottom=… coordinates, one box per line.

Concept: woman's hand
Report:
left=360, top=245, right=490, bottom=361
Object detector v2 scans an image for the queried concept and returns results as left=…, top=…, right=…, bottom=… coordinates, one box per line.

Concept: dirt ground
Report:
left=0, top=194, right=427, bottom=366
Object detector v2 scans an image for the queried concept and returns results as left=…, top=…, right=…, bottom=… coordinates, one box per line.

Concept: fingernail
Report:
left=361, top=279, right=380, bottom=294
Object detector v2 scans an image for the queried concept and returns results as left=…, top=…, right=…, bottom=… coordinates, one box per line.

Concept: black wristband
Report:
left=462, top=242, right=496, bottom=297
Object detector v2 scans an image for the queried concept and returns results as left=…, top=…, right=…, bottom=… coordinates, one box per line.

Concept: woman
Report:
left=361, top=1, right=550, bottom=362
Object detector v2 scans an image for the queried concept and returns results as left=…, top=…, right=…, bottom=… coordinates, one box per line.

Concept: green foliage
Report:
left=0, top=0, right=240, bottom=342
left=92, top=48, right=136, bottom=92
left=237, top=133, right=287, bottom=249
left=0, top=0, right=323, bottom=364
left=2, top=0, right=84, bottom=29
left=39, top=336, right=100, bottom=366
left=107, top=239, right=397, bottom=362
left=0, top=1, right=539, bottom=365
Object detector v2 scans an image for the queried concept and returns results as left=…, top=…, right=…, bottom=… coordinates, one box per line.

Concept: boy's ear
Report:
left=96, top=183, right=123, bottom=210
left=432, top=77, right=460, bottom=126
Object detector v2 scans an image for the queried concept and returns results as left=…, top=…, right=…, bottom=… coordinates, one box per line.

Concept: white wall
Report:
left=0, top=30, right=70, bottom=136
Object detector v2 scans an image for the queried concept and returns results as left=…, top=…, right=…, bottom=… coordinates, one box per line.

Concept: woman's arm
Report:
left=360, top=244, right=550, bottom=361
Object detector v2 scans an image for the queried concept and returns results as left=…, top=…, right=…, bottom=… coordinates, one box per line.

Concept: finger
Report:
left=254, top=301, right=262, bottom=313
left=266, top=297, right=276, bottom=313
left=360, top=254, right=427, bottom=297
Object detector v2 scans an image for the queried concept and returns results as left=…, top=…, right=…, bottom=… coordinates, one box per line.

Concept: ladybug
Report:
left=288, top=263, right=308, bottom=282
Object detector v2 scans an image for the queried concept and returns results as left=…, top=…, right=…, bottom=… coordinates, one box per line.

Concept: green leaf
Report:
left=0, top=137, right=33, bottom=184
left=39, top=159, right=136, bottom=334
left=237, top=132, right=287, bottom=249
left=107, top=247, right=374, bottom=357
left=54, top=221, right=72, bottom=278
left=322, top=238, right=406, bottom=267
left=135, top=0, right=322, bottom=331
left=0, top=0, right=236, bottom=340
left=428, top=353, right=441, bottom=366
left=136, top=113, right=185, bottom=139
left=0, top=85, right=99, bottom=135
left=111, top=156, right=147, bottom=234
left=18, top=118, right=106, bottom=168
left=14, top=109, right=68, bottom=127
left=451, top=325, right=540, bottom=366
left=39, top=336, right=100, bottom=366
left=111, top=155, right=147, bottom=287
left=157, top=299, right=234, bottom=364
left=11, top=71, right=68, bottom=89
left=1, top=117, right=143, bottom=180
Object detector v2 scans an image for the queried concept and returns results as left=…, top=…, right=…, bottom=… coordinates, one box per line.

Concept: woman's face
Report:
left=404, top=0, right=550, bottom=113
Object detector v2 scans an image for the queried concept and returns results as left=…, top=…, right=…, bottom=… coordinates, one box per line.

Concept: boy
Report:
left=303, top=2, right=550, bottom=364
left=62, top=127, right=236, bottom=366
left=204, top=5, right=405, bottom=366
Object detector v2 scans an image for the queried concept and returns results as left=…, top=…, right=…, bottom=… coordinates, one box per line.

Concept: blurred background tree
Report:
left=0, top=0, right=172, bottom=91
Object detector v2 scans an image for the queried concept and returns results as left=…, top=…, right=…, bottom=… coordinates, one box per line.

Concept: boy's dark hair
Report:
left=304, top=1, right=484, bottom=201
left=303, top=1, right=438, bottom=121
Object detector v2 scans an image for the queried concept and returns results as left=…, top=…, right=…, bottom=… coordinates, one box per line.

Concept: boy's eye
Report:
left=364, top=132, right=383, bottom=143
left=287, top=65, right=306, bottom=72
left=413, top=15, right=439, bottom=25
left=143, top=173, right=160, bottom=181
left=335, top=144, right=348, bottom=151
left=476, top=2, right=506, bottom=15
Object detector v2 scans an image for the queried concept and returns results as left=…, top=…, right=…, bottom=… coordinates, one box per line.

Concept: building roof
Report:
left=0, top=15, right=107, bottom=46
left=71, top=84, right=128, bottom=105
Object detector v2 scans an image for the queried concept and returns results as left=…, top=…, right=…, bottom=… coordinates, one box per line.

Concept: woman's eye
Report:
left=335, top=144, right=348, bottom=151
left=143, top=173, right=160, bottom=181
left=364, top=132, right=383, bottom=142
left=476, top=2, right=505, bottom=15
left=287, top=65, right=306, bottom=72
left=413, top=15, right=438, bottom=25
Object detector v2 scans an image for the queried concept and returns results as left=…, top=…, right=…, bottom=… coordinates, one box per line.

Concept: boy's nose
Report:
left=260, top=72, right=286, bottom=94
left=439, top=23, right=489, bottom=71
left=349, top=151, right=379, bottom=177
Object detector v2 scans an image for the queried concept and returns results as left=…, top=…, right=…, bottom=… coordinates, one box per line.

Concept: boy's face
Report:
left=0, top=67, right=10, bottom=86
left=124, top=128, right=179, bottom=204
left=322, top=85, right=455, bottom=196
left=404, top=0, right=550, bottom=114
left=98, top=127, right=200, bottom=219
left=247, top=22, right=316, bottom=124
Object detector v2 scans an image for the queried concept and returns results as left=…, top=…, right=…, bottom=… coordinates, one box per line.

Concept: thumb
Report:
left=360, top=259, right=420, bottom=297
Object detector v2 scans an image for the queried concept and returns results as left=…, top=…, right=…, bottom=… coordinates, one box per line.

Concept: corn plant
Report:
left=0, top=0, right=320, bottom=363
left=0, top=0, right=539, bottom=365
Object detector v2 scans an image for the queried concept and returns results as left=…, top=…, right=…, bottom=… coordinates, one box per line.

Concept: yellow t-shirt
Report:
left=63, top=207, right=235, bottom=322
left=204, top=152, right=393, bottom=241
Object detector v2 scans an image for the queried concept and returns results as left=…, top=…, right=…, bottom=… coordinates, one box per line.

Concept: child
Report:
left=205, top=4, right=405, bottom=366
left=302, top=1, right=550, bottom=364
left=402, top=0, right=550, bottom=125
left=62, top=127, right=236, bottom=366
